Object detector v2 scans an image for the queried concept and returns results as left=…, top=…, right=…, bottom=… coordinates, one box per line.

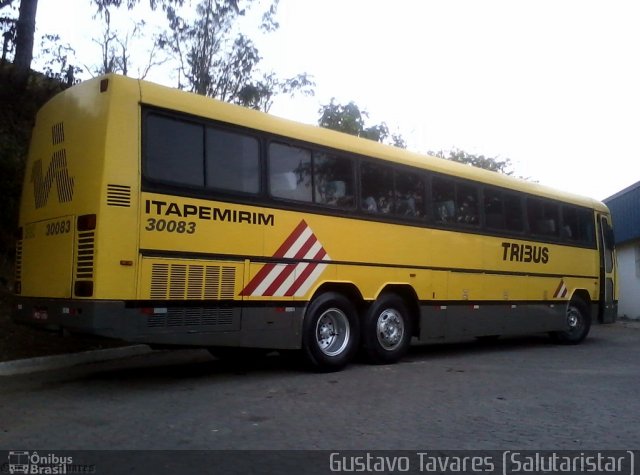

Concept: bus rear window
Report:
left=145, top=114, right=204, bottom=187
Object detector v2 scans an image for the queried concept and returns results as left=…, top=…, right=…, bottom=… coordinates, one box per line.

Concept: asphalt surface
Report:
left=0, top=321, right=638, bottom=451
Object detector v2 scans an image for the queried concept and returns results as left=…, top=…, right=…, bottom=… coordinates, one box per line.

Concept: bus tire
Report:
left=301, top=292, right=359, bottom=372
left=550, top=298, right=591, bottom=344
left=362, top=293, right=412, bottom=364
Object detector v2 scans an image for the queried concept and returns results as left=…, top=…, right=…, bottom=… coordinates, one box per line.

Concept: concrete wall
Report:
left=617, top=240, right=640, bottom=320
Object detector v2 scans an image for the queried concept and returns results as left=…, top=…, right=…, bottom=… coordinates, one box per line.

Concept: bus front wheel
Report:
left=550, top=298, right=591, bottom=344
left=362, top=293, right=413, bottom=364
left=301, top=292, right=359, bottom=372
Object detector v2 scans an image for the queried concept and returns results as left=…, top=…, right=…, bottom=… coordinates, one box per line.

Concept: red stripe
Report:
left=272, top=220, right=308, bottom=258
left=262, top=235, right=319, bottom=296
left=240, top=262, right=278, bottom=296
left=284, top=248, right=327, bottom=297
left=239, top=220, right=308, bottom=296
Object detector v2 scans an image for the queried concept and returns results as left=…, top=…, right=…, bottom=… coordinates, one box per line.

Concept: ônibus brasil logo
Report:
left=6, top=451, right=73, bottom=474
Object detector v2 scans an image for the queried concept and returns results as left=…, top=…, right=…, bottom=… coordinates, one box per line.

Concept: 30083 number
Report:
left=145, top=218, right=196, bottom=234
left=46, top=220, right=71, bottom=236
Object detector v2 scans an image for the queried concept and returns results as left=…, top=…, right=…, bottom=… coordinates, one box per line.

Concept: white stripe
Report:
left=273, top=243, right=327, bottom=296
left=303, top=241, right=323, bottom=260
left=250, top=227, right=313, bottom=296
left=273, top=262, right=309, bottom=297
left=251, top=263, right=288, bottom=297
left=293, top=254, right=331, bottom=297
left=283, top=226, right=313, bottom=258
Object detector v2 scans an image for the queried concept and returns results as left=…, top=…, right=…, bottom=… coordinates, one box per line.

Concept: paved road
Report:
left=0, top=322, right=638, bottom=451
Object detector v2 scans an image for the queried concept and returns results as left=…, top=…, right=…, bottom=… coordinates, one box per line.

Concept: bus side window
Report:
left=484, top=188, right=504, bottom=229
left=562, top=206, right=578, bottom=239
left=206, top=128, right=259, bottom=194
left=145, top=114, right=204, bottom=187
left=313, top=152, right=355, bottom=208
left=394, top=169, right=424, bottom=218
left=578, top=208, right=596, bottom=245
left=361, top=162, right=393, bottom=214
left=269, top=143, right=312, bottom=202
left=528, top=199, right=559, bottom=236
left=504, top=193, right=524, bottom=232
left=432, top=176, right=456, bottom=224
left=562, top=206, right=596, bottom=245
left=456, top=183, right=479, bottom=225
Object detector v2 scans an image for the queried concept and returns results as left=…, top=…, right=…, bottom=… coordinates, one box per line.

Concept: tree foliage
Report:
left=157, top=0, right=313, bottom=111
left=0, top=1, right=17, bottom=63
left=39, top=34, right=82, bottom=85
left=2, top=0, right=313, bottom=110
left=318, top=98, right=406, bottom=148
left=0, top=0, right=37, bottom=80
left=430, top=148, right=514, bottom=175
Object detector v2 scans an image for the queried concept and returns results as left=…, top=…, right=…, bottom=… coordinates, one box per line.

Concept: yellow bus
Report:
left=13, top=74, right=617, bottom=371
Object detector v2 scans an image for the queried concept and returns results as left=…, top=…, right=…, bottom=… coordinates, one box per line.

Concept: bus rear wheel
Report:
left=301, top=292, right=359, bottom=372
left=550, top=298, right=591, bottom=344
left=362, top=294, right=413, bottom=364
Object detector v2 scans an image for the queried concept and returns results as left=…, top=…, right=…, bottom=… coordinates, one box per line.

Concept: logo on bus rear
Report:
left=31, top=152, right=75, bottom=209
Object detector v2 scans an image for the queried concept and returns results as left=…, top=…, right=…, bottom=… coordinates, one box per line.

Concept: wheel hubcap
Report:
left=567, top=307, right=582, bottom=332
left=376, top=309, right=404, bottom=351
left=316, top=308, right=350, bottom=357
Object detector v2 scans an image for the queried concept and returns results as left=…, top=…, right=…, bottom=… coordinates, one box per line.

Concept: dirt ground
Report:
left=0, top=289, right=126, bottom=362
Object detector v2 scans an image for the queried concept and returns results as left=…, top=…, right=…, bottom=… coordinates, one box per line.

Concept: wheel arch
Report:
left=310, top=281, right=365, bottom=313
left=377, top=284, right=421, bottom=337
left=571, top=288, right=592, bottom=317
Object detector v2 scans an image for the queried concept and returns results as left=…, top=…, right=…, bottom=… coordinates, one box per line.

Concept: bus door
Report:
left=597, top=214, right=616, bottom=323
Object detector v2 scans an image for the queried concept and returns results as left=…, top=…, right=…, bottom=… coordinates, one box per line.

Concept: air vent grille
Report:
left=150, top=263, right=236, bottom=300
left=107, top=184, right=131, bottom=207
left=150, top=264, right=169, bottom=299
left=146, top=307, right=236, bottom=329
left=76, top=231, right=95, bottom=279
left=52, top=122, right=65, bottom=145
left=14, top=240, right=23, bottom=282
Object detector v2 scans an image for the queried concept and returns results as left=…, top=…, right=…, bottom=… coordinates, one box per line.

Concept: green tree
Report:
left=0, top=0, right=38, bottom=81
left=157, top=0, right=313, bottom=111
left=318, top=98, right=406, bottom=148
left=236, top=71, right=314, bottom=112
left=430, top=148, right=514, bottom=175
left=0, top=0, right=185, bottom=78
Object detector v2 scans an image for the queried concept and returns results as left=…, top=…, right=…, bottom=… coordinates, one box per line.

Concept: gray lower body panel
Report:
left=13, top=298, right=305, bottom=350
left=13, top=297, right=597, bottom=350
left=419, top=302, right=570, bottom=342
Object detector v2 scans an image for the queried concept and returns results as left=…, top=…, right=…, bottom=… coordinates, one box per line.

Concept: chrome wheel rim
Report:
left=376, top=309, right=404, bottom=351
left=567, top=306, right=582, bottom=333
left=315, top=308, right=350, bottom=356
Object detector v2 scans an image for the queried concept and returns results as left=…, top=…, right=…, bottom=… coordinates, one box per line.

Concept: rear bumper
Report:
left=13, top=297, right=305, bottom=349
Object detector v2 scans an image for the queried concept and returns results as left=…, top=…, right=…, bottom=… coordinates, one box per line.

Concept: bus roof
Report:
left=99, top=74, right=607, bottom=213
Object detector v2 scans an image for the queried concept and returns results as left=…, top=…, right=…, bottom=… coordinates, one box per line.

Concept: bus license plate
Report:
left=33, top=309, right=48, bottom=321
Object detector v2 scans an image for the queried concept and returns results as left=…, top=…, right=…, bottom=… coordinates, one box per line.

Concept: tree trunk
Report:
left=13, top=0, right=38, bottom=80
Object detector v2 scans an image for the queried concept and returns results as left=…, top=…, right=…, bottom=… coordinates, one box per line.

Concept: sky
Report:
left=32, top=0, right=640, bottom=201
